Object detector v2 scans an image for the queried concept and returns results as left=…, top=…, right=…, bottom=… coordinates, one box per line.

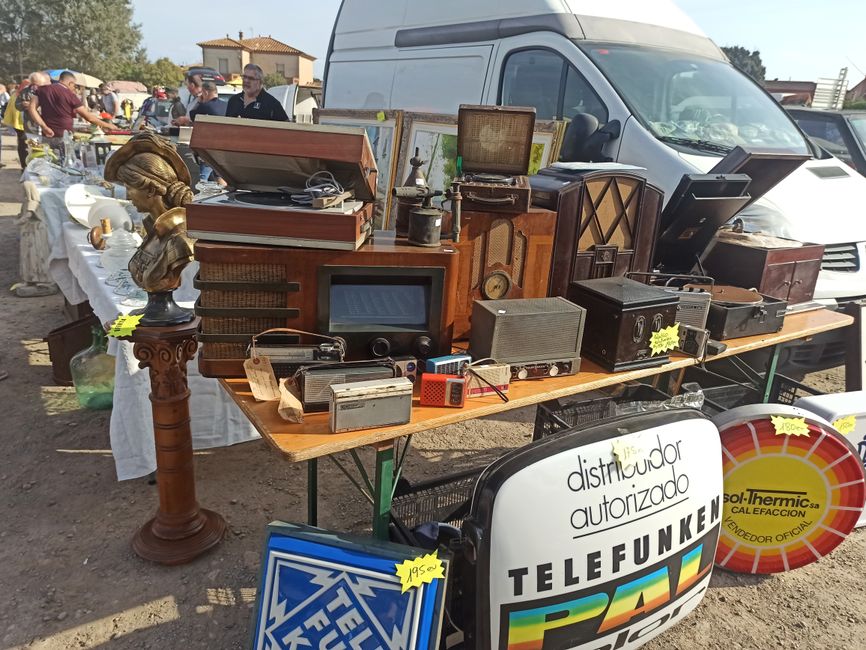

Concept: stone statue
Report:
left=104, top=132, right=196, bottom=326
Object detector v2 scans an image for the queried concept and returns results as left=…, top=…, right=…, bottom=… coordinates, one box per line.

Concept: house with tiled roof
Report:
left=197, top=31, right=315, bottom=85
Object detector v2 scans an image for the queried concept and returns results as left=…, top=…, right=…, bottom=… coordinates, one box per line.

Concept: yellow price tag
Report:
left=395, top=551, right=445, bottom=593
left=376, top=111, right=386, bottom=122
left=771, top=415, right=810, bottom=437
left=833, top=415, right=857, bottom=435
left=107, top=314, right=143, bottom=338
left=611, top=438, right=643, bottom=469
left=649, top=323, right=680, bottom=356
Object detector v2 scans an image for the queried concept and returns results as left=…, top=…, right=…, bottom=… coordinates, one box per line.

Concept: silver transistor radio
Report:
left=329, top=377, right=414, bottom=433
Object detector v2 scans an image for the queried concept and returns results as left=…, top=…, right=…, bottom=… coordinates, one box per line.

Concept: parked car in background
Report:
left=786, top=108, right=866, bottom=177
left=185, top=66, right=226, bottom=85
left=131, top=99, right=173, bottom=130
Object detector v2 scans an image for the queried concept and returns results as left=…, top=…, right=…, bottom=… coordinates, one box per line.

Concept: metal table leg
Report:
left=372, top=442, right=395, bottom=540
left=761, top=345, right=781, bottom=403
left=307, top=459, right=318, bottom=526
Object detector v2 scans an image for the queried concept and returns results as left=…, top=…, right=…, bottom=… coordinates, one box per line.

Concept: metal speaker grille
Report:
left=199, top=290, right=285, bottom=309
left=199, top=263, right=286, bottom=283
left=495, top=314, right=582, bottom=360
left=305, top=368, right=394, bottom=403
left=512, top=230, right=526, bottom=286
left=486, top=219, right=513, bottom=267
left=422, top=379, right=446, bottom=405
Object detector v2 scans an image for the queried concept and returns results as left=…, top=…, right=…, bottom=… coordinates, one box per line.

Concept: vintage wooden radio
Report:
left=700, top=231, right=824, bottom=304
left=456, top=105, right=535, bottom=213
left=530, top=168, right=663, bottom=298
left=186, top=116, right=377, bottom=250
left=452, top=207, right=556, bottom=339
left=194, top=233, right=459, bottom=377
left=570, top=276, right=680, bottom=372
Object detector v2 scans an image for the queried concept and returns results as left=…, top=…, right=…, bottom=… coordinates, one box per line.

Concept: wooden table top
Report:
left=220, top=308, right=853, bottom=462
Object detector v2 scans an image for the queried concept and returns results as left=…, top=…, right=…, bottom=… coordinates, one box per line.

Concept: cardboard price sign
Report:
left=650, top=324, right=680, bottom=356
left=107, top=314, right=143, bottom=338
left=395, top=551, right=445, bottom=593
left=770, top=415, right=810, bottom=437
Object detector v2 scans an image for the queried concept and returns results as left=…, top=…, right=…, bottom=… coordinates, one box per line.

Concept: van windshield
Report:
left=582, top=43, right=810, bottom=155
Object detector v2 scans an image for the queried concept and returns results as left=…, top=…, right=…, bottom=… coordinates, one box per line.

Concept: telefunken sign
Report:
left=485, top=416, right=723, bottom=650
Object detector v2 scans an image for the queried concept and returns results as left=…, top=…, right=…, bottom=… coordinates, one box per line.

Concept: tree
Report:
left=120, top=54, right=184, bottom=88
left=264, top=72, right=287, bottom=88
left=721, top=46, right=766, bottom=83
left=0, top=0, right=141, bottom=82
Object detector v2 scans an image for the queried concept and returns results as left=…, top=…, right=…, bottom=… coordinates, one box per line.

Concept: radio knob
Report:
left=370, top=337, right=391, bottom=357
left=517, top=368, right=529, bottom=380
left=414, top=336, right=433, bottom=357
left=548, top=365, right=560, bottom=377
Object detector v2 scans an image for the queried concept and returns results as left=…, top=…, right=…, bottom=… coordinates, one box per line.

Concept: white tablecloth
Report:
left=47, top=221, right=260, bottom=480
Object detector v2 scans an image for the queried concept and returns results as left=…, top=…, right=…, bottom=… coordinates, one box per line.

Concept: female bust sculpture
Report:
left=104, top=132, right=196, bottom=325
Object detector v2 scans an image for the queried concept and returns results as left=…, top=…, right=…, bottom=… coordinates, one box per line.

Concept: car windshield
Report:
left=850, top=116, right=866, bottom=148
left=581, top=43, right=810, bottom=155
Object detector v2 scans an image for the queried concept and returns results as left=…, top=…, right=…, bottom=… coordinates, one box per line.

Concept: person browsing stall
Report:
left=99, top=83, right=120, bottom=119
left=225, top=64, right=288, bottom=121
left=27, top=71, right=117, bottom=143
left=189, top=81, right=227, bottom=120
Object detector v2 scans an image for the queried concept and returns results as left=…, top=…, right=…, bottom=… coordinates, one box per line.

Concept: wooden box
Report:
left=701, top=234, right=825, bottom=304
left=194, top=234, right=460, bottom=377
left=531, top=169, right=663, bottom=298
left=457, top=105, right=535, bottom=213
left=569, top=277, right=679, bottom=372
left=186, top=116, right=377, bottom=250
left=452, top=208, right=556, bottom=340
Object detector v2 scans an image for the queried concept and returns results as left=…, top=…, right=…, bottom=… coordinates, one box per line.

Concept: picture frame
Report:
left=313, top=108, right=403, bottom=230
left=393, top=112, right=567, bottom=218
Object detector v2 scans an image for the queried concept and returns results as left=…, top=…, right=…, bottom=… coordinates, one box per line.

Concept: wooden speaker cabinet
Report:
left=532, top=170, right=662, bottom=300
left=452, top=208, right=556, bottom=340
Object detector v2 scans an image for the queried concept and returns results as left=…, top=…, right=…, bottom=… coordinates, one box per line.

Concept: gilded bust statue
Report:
left=104, top=132, right=196, bottom=325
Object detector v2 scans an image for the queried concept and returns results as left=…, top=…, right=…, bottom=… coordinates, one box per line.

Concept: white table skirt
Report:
left=49, top=221, right=260, bottom=480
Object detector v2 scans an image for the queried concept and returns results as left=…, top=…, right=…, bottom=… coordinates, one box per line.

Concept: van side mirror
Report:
left=559, top=116, right=621, bottom=163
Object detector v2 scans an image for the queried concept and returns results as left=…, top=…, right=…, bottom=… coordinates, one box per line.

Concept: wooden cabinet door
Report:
left=762, top=262, right=796, bottom=301
left=789, top=259, right=822, bottom=303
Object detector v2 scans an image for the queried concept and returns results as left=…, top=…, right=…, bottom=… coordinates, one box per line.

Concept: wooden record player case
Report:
left=701, top=236, right=825, bottom=304
left=186, top=116, right=377, bottom=250
left=457, top=105, right=535, bottom=213
left=534, top=170, right=662, bottom=299
left=452, top=208, right=556, bottom=340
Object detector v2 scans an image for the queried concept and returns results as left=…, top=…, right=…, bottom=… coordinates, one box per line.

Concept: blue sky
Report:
left=133, top=1, right=866, bottom=83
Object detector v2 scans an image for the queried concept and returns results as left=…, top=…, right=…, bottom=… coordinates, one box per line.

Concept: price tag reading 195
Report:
left=395, top=552, right=445, bottom=593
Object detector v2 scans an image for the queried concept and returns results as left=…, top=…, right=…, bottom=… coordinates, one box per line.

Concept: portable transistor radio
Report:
left=420, top=373, right=467, bottom=408
left=425, top=353, right=472, bottom=375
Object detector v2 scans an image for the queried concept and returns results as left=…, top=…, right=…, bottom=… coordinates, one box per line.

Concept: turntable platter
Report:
left=464, top=173, right=514, bottom=185
left=233, top=192, right=298, bottom=206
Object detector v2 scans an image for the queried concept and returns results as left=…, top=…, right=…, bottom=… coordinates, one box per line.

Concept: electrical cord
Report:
left=279, top=170, right=344, bottom=206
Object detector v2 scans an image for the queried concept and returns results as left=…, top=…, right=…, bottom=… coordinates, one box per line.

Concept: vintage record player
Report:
left=186, top=116, right=377, bottom=250
left=569, top=276, right=680, bottom=372
left=700, top=229, right=824, bottom=304
left=530, top=166, right=664, bottom=297
left=194, top=233, right=459, bottom=377
left=685, top=283, right=788, bottom=341
left=452, top=207, right=556, bottom=340
left=456, top=105, right=535, bottom=214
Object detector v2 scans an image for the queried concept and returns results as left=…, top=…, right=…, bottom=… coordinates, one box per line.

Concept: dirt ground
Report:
left=1, top=136, right=865, bottom=650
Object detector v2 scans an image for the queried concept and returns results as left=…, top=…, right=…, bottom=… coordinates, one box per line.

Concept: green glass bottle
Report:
left=69, top=326, right=115, bottom=410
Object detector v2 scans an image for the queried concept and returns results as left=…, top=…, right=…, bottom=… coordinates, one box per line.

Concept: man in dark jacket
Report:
left=225, top=64, right=288, bottom=121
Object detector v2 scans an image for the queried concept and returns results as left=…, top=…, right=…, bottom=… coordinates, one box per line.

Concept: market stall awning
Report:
left=45, top=69, right=103, bottom=88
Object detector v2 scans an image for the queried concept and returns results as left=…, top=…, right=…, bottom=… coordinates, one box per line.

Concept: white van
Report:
left=324, top=0, right=866, bottom=371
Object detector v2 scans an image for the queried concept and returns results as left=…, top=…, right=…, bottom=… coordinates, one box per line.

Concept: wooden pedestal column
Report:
left=125, top=319, right=226, bottom=565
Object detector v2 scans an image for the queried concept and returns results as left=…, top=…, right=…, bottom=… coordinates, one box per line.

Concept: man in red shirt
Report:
left=27, top=71, right=116, bottom=142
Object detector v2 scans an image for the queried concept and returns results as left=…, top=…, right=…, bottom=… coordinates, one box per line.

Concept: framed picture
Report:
left=250, top=522, right=449, bottom=650
left=314, top=109, right=403, bottom=230
left=394, top=112, right=567, bottom=215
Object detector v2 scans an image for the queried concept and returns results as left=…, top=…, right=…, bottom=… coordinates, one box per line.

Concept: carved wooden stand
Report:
left=124, top=319, right=226, bottom=565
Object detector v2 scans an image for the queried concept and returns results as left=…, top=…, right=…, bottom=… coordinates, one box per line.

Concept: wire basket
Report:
left=771, top=375, right=824, bottom=405
left=389, top=468, right=484, bottom=529
left=533, top=383, right=669, bottom=441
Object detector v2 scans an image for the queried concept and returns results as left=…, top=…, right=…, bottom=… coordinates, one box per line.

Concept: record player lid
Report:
left=573, top=276, right=678, bottom=308
left=457, top=105, right=536, bottom=175
left=189, top=116, right=377, bottom=202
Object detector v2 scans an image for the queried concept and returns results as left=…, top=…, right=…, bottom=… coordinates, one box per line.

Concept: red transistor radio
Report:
left=419, top=373, right=466, bottom=408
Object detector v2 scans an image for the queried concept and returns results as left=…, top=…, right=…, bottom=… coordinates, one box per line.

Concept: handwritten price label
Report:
left=395, top=551, right=445, bottom=593
left=771, top=416, right=810, bottom=437
left=650, top=324, right=680, bottom=356
left=107, top=314, right=143, bottom=338
left=376, top=111, right=386, bottom=122
left=832, top=415, right=857, bottom=435
left=611, top=437, right=644, bottom=469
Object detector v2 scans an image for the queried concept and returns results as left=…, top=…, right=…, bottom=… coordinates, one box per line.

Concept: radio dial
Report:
left=414, top=336, right=433, bottom=357
left=370, top=337, right=391, bottom=357
left=548, top=365, right=559, bottom=377
left=517, top=368, right=529, bottom=380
